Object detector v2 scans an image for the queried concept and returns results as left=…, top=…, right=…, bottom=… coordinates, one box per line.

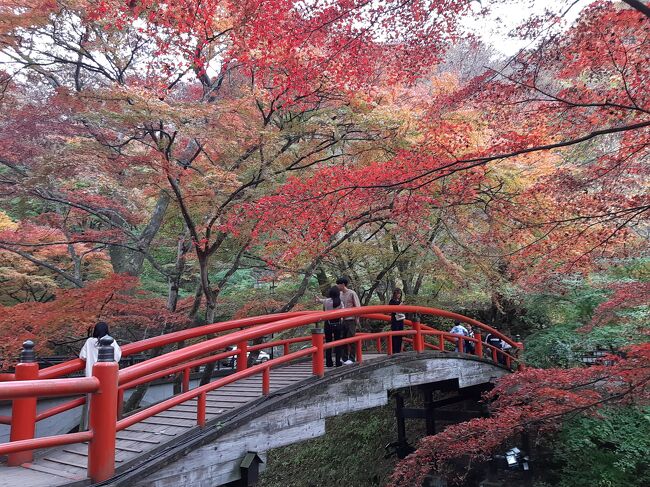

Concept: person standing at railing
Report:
left=316, top=286, right=345, bottom=367
left=336, top=277, right=361, bottom=365
left=449, top=321, right=468, bottom=352
left=389, top=288, right=405, bottom=353
left=465, top=324, right=476, bottom=354
left=79, top=321, right=122, bottom=428
left=80, top=322, right=122, bottom=377
left=484, top=329, right=507, bottom=365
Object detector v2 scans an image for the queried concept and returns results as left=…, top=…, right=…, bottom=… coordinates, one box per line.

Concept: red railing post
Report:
left=262, top=368, right=270, bottom=396
left=7, top=340, right=38, bottom=466
left=375, top=337, right=381, bottom=353
left=475, top=333, right=483, bottom=357
left=438, top=333, right=444, bottom=351
left=237, top=340, right=248, bottom=372
left=88, top=336, right=118, bottom=483
left=311, top=328, right=324, bottom=377
left=414, top=319, right=424, bottom=353
left=197, top=392, right=206, bottom=427
left=283, top=343, right=290, bottom=356
left=356, top=340, right=363, bottom=364
left=182, top=367, right=190, bottom=393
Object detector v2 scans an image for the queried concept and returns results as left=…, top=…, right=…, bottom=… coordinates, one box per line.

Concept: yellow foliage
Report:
left=0, top=211, right=18, bottom=230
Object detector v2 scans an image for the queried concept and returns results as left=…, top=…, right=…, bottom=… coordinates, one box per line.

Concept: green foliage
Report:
left=523, top=320, right=644, bottom=369
left=522, top=285, right=607, bottom=330
left=522, top=266, right=648, bottom=368
left=552, top=407, right=650, bottom=487
left=258, top=396, right=426, bottom=487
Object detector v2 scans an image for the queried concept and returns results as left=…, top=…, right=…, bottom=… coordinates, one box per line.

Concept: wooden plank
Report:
left=238, top=374, right=308, bottom=381
left=213, top=386, right=265, bottom=393
left=41, top=455, right=88, bottom=470
left=209, top=390, right=264, bottom=397
left=24, top=462, right=85, bottom=481
left=206, top=391, right=260, bottom=399
left=32, top=459, right=86, bottom=479
left=185, top=394, right=238, bottom=410
left=61, top=443, right=139, bottom=460
left=0, top=465, right=78, bottom=487
left=155, top=410, right=200, bottom=420
left=62, top=446, right=88, bottom=457
left=197, top=400, right=248, bottom=408
left=172, top=405, right=226, bottom=414
left=141, top=417, right=195, bottom=428
left=204, top=394, right=256, bottom=402
left=57, top=446, right=129, bottom=464
left=123, top=424, right=185, bottom=436
left=115, top=442, right=145, bottom=453
left=272, top=371, right=310, bottom=376
left=116, top=433, right=161, bottom=444
left=238, top=378, right=300, bottom=385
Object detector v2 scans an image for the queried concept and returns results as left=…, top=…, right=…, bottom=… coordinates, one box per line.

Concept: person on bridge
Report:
left=80, top=321, right=122, bottom=377
left=316, top=286, right=345, bottom=367
left=336, top=277, right=360, bottom=365
left=449, top=321, right=468, bottom=352
left=484, top=329, right=507, bottom=365
left=465, top=324, right=476, bottom=354
left=79, top=321, right=122, bottom=429
left=389, top=288, right=405, bottom=353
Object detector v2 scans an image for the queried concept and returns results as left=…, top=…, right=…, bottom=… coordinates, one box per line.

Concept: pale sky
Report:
left=464, top=0, right=595, bottom=55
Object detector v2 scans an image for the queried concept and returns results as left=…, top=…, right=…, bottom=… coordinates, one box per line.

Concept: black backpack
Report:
left=486, top=333, right=502, bottom=349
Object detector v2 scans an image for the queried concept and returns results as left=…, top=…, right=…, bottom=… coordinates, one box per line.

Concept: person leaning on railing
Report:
left=449, top=321, right=469, bottom=352
left=484, top=328, right=508, bottom=365
left=316, top=286, right=345, bottom=367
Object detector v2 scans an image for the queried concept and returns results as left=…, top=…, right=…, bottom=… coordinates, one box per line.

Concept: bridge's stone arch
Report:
left=122, top=352, right=508, bottom=487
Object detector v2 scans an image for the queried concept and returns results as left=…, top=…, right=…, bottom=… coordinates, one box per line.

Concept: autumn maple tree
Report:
left=0, top=0, right=647, bottom=482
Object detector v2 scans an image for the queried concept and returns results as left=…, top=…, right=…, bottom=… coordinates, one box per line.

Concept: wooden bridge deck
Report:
left=1, top=358, right=384, bottom=487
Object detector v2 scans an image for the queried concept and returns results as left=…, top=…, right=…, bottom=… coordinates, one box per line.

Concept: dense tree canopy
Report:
left=0, top=0, right=648, bottom=484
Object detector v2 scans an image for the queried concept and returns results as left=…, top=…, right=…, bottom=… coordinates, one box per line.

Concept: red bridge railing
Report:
left=0, top=305, right=522, bottom=482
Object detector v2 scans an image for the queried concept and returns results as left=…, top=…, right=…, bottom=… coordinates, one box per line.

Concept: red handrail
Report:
left=0, top=377, right=99, bottom=400
left=118, top=305, right=518, bottom=385
left=5, top=310, right=518, bottom=430
left=116, top=347, right=316, bottom=431
left=37, top=311, right=318, bottom=379
left=0, top=305, right=523, bottom=484
left=0, top=431, right=93, bottom=456
left=36, top=397, right=86, bottom=422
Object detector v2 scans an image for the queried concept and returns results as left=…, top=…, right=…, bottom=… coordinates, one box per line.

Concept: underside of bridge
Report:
left=103, top=352, right=508, bottom=487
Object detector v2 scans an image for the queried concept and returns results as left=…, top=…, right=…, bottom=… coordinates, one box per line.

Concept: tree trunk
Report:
left=197, top=252, right=219, bottom=386
left=188, top=281, right=203, bottom=322
left=279, top=257, right=322, bottom=312
left=167, top=230, right=191, bottom=312
left=109, top=190, right=170, bottom=276
left=316, top=267, right=329, bottom=295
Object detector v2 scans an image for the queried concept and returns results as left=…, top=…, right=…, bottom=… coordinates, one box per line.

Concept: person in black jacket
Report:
left=316, top=286, right=345, bottom=367
left=389, top=288, right=405, bottom=353
left=484, top=329, right=506, bottom=365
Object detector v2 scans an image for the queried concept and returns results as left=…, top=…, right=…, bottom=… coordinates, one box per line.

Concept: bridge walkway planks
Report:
left=1, top=357, right=383, bottom=487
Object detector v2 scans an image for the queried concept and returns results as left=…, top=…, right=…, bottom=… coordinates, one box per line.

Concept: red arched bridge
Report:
left=0, top=306, right=523, bottom=487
